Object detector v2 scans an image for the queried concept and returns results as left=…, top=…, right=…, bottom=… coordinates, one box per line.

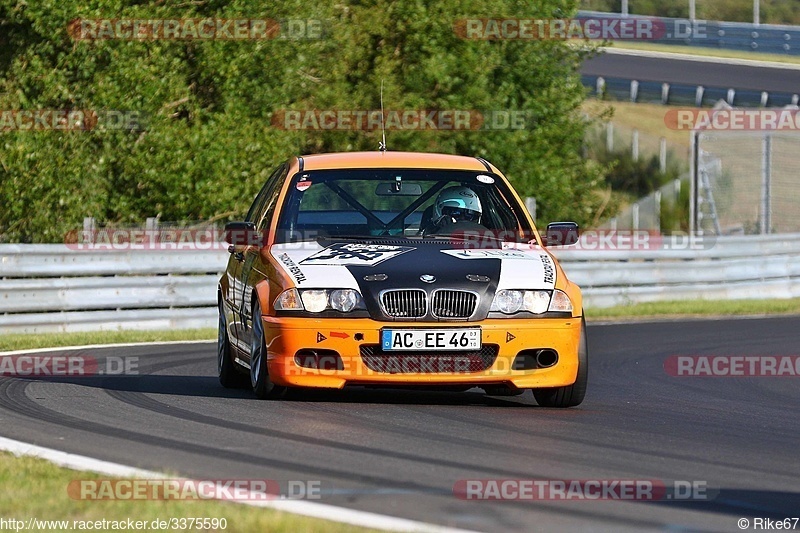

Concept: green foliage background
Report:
left=579, top=0, right=800, bottom=25
left=0, top=0, right=606, bottom=242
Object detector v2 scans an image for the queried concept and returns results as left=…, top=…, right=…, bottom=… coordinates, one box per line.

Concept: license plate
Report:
left=381, top=328, right=481, bottom=351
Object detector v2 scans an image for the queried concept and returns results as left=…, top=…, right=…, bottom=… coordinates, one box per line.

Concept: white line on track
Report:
left=602, top=46, right=800, bottom=71
left=0, top=341, right=478, bottom=533
left=0, top=436, right=476, bottom=532
left=0, top=339, right=215, bottom=357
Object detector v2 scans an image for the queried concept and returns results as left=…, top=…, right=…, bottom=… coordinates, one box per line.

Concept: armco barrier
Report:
left=1, top=235, right=798, bottom=333
left=578, top=11, right=800, bottom=55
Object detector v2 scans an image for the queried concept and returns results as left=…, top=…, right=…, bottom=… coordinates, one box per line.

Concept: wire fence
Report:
left=693, top=129, right=800, bottom=235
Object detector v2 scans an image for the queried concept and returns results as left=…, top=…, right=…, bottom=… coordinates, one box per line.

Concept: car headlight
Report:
left=524, top=290, right=551, bottom=314
left=548, top=289, right=573, bottom=313
left=301, top=290, right=328, bottom=313
left=329, top=289, right=360, bottom=312
left=492, top=290, right=525, bottom=314
left=274, top=288, right=365, bottom=313
left=491, top=289, right=571, bottom=315
left=274, top=288, right=303, bottom=310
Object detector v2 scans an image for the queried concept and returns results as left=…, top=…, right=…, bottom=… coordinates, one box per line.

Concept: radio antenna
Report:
left=378, top=79, right=387, bottom=152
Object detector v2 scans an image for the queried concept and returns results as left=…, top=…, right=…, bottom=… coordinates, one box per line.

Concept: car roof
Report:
left=290, top=151, right=498, bottom=174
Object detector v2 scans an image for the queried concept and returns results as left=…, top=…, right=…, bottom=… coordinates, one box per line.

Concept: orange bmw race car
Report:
left=217, top=151, right=587, bottom=407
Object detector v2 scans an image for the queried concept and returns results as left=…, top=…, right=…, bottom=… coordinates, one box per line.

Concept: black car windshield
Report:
left=275, top=169, right=534, bottom=243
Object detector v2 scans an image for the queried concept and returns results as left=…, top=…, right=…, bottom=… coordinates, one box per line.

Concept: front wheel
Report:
left=532, top=316, right=588, bottom=408
left=218, top=303, right=248, bottom=388
left=250, top=300, right=286, bottom=400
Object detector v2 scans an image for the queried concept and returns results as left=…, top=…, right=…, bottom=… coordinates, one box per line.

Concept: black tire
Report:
left=532, top=316, right=588, bottom=408
left=218, top=303, right=248, bottom=388
left=250, top=300, right=286, bottom=400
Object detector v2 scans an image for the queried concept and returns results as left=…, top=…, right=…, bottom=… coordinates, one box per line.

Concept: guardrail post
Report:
left=695, top=86, right=705, bottom=107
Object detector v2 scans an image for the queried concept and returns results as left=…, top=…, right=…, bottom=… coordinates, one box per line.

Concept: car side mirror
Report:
left=224, top=221, right=258, bottom=246
left=545, top=222, right=579, bottom=246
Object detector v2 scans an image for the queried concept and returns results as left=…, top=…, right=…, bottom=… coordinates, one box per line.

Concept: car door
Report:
left=237, top=164, right=288, bottom=356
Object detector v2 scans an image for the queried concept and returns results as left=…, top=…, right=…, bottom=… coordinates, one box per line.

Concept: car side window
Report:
left=246, top=163, right=286, bottom=224
left=256, top=165, right=289, bottom=231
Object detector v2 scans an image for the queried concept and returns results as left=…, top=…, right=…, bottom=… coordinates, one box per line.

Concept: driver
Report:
left=423, top=186, right=484, bottom=235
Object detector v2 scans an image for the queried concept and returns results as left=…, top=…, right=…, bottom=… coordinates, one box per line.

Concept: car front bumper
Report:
left=262, top=316, right=582, bottom=389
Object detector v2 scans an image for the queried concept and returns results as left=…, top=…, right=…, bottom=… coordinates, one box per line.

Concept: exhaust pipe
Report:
left=536, top=349, right=558, bottom=368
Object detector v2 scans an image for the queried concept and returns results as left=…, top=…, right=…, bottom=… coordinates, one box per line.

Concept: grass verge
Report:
left=0, top=452, right=375, bottom=533
left=587, top=298, right=800, bottom=320
left=605, top=41, right=800, bottom=66
left=0, top=329, right=215, bottom=352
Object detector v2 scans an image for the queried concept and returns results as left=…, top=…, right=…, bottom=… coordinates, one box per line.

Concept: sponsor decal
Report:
left=300, top=243, right=414, bottom=266
left=329, top=331, right=349, bottom=339
left=278, top=253, right=306, bottom=284
left=476, top=174, right=495, bottom=184
left=506, top=332, right=516, bottom=343
left=296, top=179, right=312, bottom=191
left=540, top=254, right=555, bottom=284
left=441, top=249, right=532, bottom=260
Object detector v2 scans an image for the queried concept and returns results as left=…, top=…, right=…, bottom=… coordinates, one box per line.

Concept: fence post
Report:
left=690, top=132, right=698, bottom=236
left=760, top=134, right=772, bottom=234
left=632, top=203, right=640, bottom=230
left=606, top=122, right=614, bottom=152
left=632, top=129, right=639, bottom=162
left=659, top=137, right=667, bottom=173
left=82, top=217, right=96, bottom=244
left=655, top=190, right=662, bottom=233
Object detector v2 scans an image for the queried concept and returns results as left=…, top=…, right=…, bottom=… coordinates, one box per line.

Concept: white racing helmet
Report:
left=433, top=186, right=482, bottom=223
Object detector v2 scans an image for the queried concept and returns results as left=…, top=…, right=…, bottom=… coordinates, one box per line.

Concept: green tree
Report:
left=0, top=0, right=606, bottom=242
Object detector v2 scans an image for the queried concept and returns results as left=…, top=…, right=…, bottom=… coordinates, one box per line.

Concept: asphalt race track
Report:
left=1, top=316, right=799, bottom=532
left=582, top=52, right=800, bottom=93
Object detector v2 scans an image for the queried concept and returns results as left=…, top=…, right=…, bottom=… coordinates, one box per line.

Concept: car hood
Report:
left=271, top=240, right=556, bottom=320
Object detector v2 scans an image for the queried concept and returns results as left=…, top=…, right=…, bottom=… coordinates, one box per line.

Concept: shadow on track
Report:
left=23, top=374, right=533, bottom=406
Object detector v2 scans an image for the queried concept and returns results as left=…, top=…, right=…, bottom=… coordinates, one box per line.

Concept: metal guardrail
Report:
left=1, top=236, right=798, bottom=333
left=578, top=11, right=800, bottom=55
